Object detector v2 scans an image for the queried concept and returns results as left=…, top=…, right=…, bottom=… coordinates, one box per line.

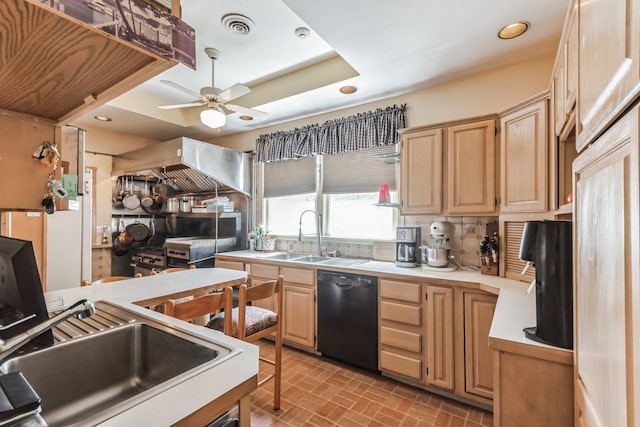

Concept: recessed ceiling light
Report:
left=295, top=27, right=310, bottom=39
left=94, top=115, right=112, bottom=122
left=239, top=115, right=253, bottom=121
left=498, top=21, right=529, bottom=39
left=339, top=85, right=357, bottom=95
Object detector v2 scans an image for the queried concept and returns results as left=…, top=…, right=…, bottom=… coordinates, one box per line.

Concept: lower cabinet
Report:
left=91, top=247, right=112, bottom=282
left=462, top=291, right=496, bottom=402
left=247, top=262, right=316, bottom=350
left=379, top=278, right=424, bottom=381
left=379, top=278, right=495, bottom=406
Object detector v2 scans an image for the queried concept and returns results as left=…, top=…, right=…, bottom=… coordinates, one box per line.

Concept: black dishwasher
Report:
left=317, top=270, right=378, bottom=372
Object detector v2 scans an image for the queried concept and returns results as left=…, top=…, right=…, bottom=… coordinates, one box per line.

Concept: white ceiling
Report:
left=73, top=0, right=570, bottom=143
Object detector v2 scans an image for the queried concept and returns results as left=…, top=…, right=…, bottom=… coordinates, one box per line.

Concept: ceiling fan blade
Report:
left=218, top=83, right=251, bottom=102
left=225, top=103, right=268, bottom=120
left=158, top=101, right=207, bottom=110
left=159, top=80, right=203, bottom=99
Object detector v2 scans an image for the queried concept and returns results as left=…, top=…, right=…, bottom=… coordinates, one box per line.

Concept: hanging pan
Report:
left=122, top=176, right=141, bottom=210
left=126, top=218, right=150, bottom=242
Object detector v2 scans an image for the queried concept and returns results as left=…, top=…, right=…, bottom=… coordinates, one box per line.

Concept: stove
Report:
left=163, top=237, right=237, bottom=268
left=132, top=247, right=167, bottom=276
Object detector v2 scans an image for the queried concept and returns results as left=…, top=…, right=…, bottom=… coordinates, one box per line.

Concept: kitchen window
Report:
left=262, top=146, right=397, bottom=240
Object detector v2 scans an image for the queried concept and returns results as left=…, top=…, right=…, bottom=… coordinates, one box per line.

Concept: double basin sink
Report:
left=0, top=302, right=234, bottom=426
left=259, top=252, right=368, bottom=267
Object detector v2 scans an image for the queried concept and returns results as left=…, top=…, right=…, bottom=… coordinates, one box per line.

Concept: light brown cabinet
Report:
left=399, top=117, right=497, bottom=216
left=425, top=285, right=454, bottom=391
left=281, top=267, right=315, bottom=349
left=462, top=292, right=496, bottom=400
left=247, top=262, right=316, bottom=350
left=446, top=119, right=497, bottom=214
left=399, top=128, right=443, bottom=214
left=573, top=105, right=640, bottom=426
left=553, top=0, right=578, bottom=137
left=577, top=0, right=640, bottom=151
left=379, top=279, right=424, bottom=381
left=499, top=96, right=549, bottom=213
left=215, top=259, right=245, bottom=271
left=91, top=247, right=112, bottom=282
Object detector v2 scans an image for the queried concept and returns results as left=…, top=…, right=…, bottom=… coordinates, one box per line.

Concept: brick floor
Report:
left=250, top=340, right=493, bottom=427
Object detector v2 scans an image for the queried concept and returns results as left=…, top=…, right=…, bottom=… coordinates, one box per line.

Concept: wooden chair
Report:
left=80, top=274, right=141, bottom=286
left=164, top=287, right=233, bottom=333
left=150, top=265, right=196, bottom=275
left=214, top=275, right=284, bottom=410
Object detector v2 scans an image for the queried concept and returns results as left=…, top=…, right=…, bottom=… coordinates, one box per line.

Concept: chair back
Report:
left=164, top=288, right=233, bottom=333
left=236, top=275, right=284, bottom=341
left=150, top=266, right=196, bottom=275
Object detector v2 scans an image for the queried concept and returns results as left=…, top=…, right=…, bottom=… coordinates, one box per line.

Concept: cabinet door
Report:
left=573, top=106, right=639, bottom=427
left=500, top=99, right=548, bottom=212
left=446, top=119, right=497, bottom=214
left=577, top=0, right=640, bottom=151
left=464, top=292, right=496, bottom=400
left=215, top=260, right=245, bottom=271
left=0, top=212, right=47, bottom=288
left=283, top=284, right=315, bottom=348
left=564, top=3, right=577, bottom=117
left=425, top=285, right=454, bottom=391
left=400, top=128, right=443, bottom=214
left=553, top=57, right=567, bottom=136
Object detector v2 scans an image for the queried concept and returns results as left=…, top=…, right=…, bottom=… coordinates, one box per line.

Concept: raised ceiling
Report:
left=72, top=0, right=570, bottom=142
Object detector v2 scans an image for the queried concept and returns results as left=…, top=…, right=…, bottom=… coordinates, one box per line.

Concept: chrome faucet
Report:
left=0, top=299, right=95, bottom=364
left=298, top=209, right=323, bottom=256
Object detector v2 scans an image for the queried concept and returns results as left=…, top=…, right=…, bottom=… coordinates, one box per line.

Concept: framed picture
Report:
left=149, top=0, right=172, bottom=11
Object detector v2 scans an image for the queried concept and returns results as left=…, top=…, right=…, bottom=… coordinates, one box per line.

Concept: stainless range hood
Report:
left=112, top=137, right=251, bottom=195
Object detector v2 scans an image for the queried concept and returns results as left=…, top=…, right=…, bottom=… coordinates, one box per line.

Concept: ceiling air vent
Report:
left=222, top=13, right=255, bottom=36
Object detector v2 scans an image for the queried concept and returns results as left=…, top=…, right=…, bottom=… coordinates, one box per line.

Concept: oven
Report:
left=131, top=248, right=167, bottom=276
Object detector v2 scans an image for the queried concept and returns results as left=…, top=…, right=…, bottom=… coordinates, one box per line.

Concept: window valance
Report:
left=256, top=104, right=406, bottom=163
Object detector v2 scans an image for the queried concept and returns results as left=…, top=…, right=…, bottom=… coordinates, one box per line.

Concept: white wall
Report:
left=210, top=55, right=554, bottom=152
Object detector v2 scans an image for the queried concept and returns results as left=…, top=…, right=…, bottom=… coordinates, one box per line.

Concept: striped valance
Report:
left=255, top=104, right=406, bottom=163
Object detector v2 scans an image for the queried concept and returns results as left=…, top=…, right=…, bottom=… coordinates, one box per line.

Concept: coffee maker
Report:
left=519, top=220, right=573, bottom=349
left=396, top=227, right=420, bottom=267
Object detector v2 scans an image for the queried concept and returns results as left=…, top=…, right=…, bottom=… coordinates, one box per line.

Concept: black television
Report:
left=0, top=236, right=52, bottom=350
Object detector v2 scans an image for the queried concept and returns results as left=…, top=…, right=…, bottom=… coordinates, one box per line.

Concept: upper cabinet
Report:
left=552, top=0, right=578, bottom=138
left=399, top=116, right=497, bottom=216
left=577, top=0, right=640, bottom=151
left=499, top=94, right=549, bottom=213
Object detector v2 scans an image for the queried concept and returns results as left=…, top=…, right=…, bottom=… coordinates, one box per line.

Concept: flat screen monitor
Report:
left=0, top=236, right=52, bottom=350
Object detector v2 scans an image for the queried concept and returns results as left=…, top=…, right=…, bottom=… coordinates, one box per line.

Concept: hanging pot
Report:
left=179, top=196, right=191, bottom=213
left=165, top=197, right=179, bottom=213
left=122, top=176, right=141, bottom=210
left=126, top=220, right=150, bottom=242
left=141, top=178, right=154, bottom=208
left=147, top=216, right=166, bottom=248
left=113, top=219, right=132, bottom=256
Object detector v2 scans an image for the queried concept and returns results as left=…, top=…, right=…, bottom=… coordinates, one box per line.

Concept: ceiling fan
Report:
left=158, top=47, right=267, bottom=128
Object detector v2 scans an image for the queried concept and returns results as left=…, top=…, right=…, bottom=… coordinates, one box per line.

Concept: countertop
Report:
left=41, top=268, right=258, bottom=426
left=217, top=250, right=573, bottom=363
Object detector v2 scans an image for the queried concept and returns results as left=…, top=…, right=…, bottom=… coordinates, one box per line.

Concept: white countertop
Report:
left=218, top=250, right=573, bottom=361
left=42, top=268, right=258, bottom=426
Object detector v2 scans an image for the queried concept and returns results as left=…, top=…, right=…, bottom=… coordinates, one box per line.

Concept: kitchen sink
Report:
left=259, top=252, right=307, bottom=260
left=290, top=255, right=332, bottom=263
left=317, top=257, right=369, bottom=267
left=0, top=302, right=232, bottom=427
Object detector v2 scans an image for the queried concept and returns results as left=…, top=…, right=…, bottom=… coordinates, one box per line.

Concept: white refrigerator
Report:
left=45, top=127, right=92, bottom=291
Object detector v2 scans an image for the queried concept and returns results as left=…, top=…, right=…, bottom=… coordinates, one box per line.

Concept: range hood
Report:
left=112, top=137, right=251, bottom=196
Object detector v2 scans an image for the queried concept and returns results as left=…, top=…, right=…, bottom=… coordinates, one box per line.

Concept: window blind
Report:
left=263, top=157, right=316, bottom=198
left=322, top=146, right=397, bottom=194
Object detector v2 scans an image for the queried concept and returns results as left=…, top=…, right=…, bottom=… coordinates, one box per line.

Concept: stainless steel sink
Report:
left=259, top=252, right=306, bottom=260
left=0, top=302, right=232, bottom=427
left=290, top=255, right=331, bottom=263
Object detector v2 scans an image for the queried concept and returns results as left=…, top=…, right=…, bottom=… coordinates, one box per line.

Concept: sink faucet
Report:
left=0, top=299, right=95, bottom=364
left=298, top=209, right=323, bottom=256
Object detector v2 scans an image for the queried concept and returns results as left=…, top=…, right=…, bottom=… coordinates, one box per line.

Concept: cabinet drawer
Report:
left=250, top=263, right=279, bottom=279
left=380, top=326, right=421, bottom=353
left=380, top=350, right=422, bottom=380
left=215, top=260, right=244, bottom=271
left=380, top=279, right=421, bottom=303
left=380, top=301, right=421, bottom=326
left=281, top=267, right=314, bottom=286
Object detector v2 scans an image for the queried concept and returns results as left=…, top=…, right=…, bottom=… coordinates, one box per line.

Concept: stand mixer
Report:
left=420, top=221, right=457, bottom=272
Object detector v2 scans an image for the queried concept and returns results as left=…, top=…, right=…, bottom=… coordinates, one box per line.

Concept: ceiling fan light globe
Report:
left=200, top=108, right=226, bottom=128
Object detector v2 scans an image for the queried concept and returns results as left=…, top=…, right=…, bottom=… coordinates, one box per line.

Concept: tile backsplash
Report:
left=271, top=215, right=498, bottom=267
